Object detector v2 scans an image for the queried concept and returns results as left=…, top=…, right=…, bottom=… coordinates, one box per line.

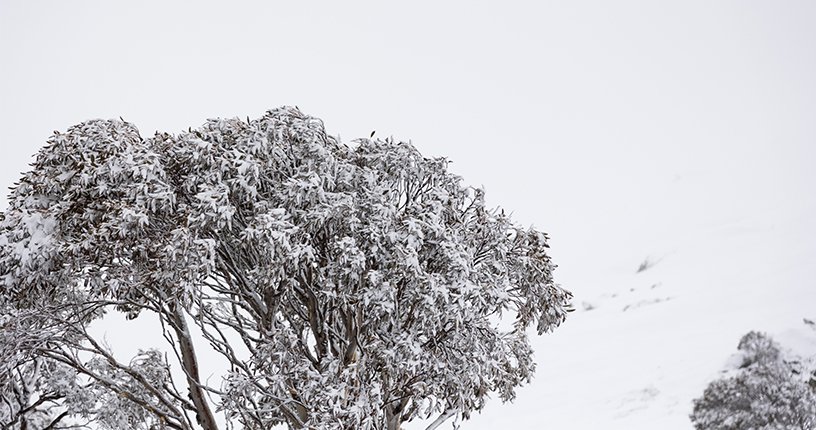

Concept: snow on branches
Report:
left=0, top=107, right=571, bottom=430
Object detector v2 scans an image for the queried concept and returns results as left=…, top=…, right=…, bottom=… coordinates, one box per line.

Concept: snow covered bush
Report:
left=735, top=331, right=781, bottom=367
left=690, top=331, right=816, bottom=430
left=0, top=107, right=572, bottom=430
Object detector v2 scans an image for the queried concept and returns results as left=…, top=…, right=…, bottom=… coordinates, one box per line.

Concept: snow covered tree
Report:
left=0, top=316, right=73, bottom=430
left=0, top=107, right=572, bottom=430
left=690, top=331, right=816, bottom=430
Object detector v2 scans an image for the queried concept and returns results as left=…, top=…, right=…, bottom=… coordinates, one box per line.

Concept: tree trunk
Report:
left=385, top=397, right=407, bottom=430
left=170, top=304, right=220, bottom=430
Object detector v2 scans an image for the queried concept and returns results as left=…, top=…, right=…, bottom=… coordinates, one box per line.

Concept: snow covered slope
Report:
left=407, top=201, right=816, bottom=429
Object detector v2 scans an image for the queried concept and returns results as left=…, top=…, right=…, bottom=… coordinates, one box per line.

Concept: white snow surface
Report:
left=406, top=203, right=816, bottom=429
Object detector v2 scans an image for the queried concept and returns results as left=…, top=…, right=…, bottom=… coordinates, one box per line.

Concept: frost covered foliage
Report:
left=0, top=355, right=71, bottom=429
left=690, top=331, right=816, bottom=430
left=0, top=107, right=572, bottom=430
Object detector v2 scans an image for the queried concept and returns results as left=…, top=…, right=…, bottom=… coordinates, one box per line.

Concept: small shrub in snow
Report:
left=690, top=331, right=816, bottom=430
left=736, top=331, right=780, bottom=367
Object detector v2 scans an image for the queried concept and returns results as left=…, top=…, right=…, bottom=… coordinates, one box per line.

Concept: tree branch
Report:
left=424, top=407, right=457, bottom=430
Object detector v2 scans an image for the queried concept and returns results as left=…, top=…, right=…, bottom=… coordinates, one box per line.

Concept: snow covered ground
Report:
left=408, top=197, right=816, bottom=429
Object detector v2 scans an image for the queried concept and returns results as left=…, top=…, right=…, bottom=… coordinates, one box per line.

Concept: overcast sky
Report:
left=1, top=1, right=815, bottom=426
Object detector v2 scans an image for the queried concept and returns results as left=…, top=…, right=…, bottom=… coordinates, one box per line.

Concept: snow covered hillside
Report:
left=409, top=200, right=816, bottom=429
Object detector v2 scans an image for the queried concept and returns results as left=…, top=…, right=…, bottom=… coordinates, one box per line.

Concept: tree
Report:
left=690, top=331, right=816, bottom=430
left=0, top=107, right=572, bottom=430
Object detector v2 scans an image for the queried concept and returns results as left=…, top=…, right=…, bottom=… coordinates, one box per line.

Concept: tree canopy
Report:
left=0, top=107, right=571, bottom=430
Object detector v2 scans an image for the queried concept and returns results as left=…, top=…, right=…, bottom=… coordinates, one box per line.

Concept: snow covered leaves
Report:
left=691, top=331, right=816, bottom=429
left=0, top=107, right=571, bottom=429
left=0, top=119, right=177, bottom=308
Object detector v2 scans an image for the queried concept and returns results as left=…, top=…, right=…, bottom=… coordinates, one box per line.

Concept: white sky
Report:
left=1, top=1, right=815, bottom=428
